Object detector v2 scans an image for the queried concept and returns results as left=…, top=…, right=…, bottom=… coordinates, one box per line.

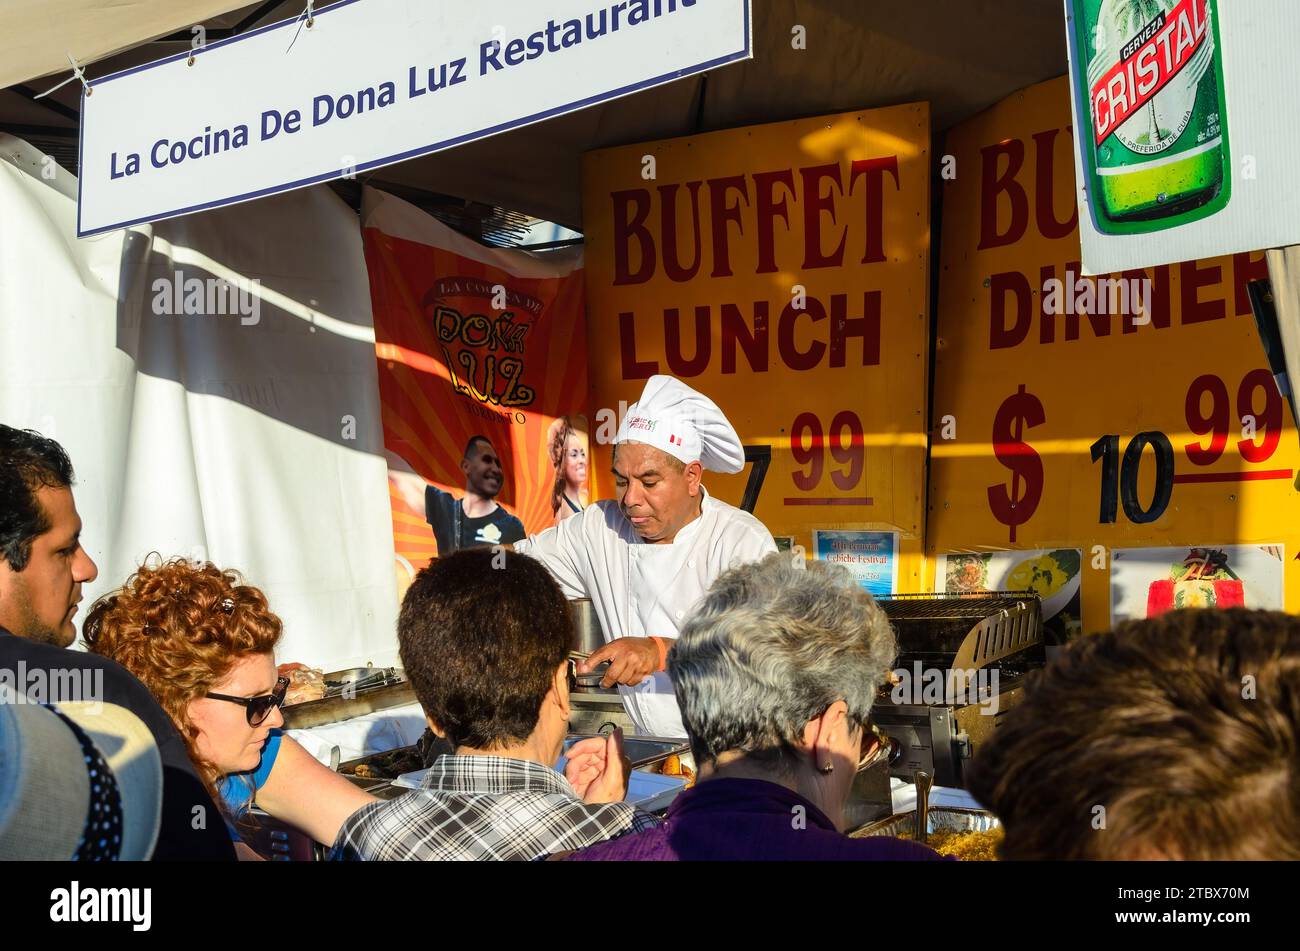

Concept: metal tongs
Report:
left=568, top=650, right=611, bottom=688
left=913, top=770, right=933, bottom=845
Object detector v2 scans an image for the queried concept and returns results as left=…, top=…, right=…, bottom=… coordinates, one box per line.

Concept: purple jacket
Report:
left=568, top=777, right=947, bottom=861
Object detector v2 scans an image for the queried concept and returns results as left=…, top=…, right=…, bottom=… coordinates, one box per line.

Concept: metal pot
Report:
left=568, top=598, right=605, bottom=655
left=572, top=660, right=613, bottom=691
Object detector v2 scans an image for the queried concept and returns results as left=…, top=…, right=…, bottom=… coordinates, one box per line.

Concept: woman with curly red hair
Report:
left=83, top=557, right=375, bottom=857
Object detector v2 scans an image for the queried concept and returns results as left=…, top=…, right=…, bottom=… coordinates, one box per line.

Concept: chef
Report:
left=514, top=375, right=777, bottom=737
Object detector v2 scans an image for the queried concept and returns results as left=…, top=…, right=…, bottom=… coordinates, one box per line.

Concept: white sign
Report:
left=1064, top=0, right=1300, bottom=274
left=78, top=0, right=751, bottom=236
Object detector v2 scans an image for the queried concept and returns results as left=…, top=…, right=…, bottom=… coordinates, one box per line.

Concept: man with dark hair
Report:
left=0, top=423, right=236, bottom=860
left=331, top=547, right=655, bottom=860
left=0, top=425, right=97, bottom=646
left=966, top=607, right=1300, bottom=860
left=424, top=435, right=525, bottom=556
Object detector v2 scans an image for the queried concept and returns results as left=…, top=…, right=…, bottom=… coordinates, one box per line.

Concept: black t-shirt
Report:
left=425, top=485, right=526, bottom=557
left=0, top=629, right=237, bottom=861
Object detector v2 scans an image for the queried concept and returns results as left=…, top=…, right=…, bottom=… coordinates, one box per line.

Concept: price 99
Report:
left=1185, top=370, right=1282, bottom=466
left=791, top=411, right=865, bottom=491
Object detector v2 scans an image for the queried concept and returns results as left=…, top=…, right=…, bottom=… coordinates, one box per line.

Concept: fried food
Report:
left=659, top=753, right=696, bottom=787
left=922, top=828, right=1002, bottom=860
left=857, top=823, right=1003, bottom=859
left=341, top=746, right=426, bottom=780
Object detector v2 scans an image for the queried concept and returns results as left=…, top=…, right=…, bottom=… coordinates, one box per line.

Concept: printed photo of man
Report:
left=422, top=436, right=525, bottom=556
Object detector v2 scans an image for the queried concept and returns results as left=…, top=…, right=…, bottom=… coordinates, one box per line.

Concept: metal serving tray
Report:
left=564, top=734, right=691, bottom=772
left=337, top=734, right=693, bottom=797
left=281, top=679, right=416, bottom=729
left=851, top=805, right=1001, bottom=843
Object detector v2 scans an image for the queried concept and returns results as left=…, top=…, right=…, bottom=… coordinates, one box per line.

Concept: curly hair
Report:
left=966, top=608, right=1300, bottom=860
left=82, top=556, right=283, bottom=803
left=546, top=415, right=587, bottom=516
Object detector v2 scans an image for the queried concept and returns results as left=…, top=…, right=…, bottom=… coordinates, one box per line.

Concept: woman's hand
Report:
left=564, top=729, right=631, bottom=804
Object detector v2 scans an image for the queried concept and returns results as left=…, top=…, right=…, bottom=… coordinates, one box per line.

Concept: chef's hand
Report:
left=580, top=636, right=661, bottom=687
left=564, top=728, right=632, bottom=804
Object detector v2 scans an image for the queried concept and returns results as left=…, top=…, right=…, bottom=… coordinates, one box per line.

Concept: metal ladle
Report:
left=913, top=770, right=933, bottom=845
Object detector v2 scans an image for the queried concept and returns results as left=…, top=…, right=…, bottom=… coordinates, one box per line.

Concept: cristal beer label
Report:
left=1088, top=0, right=1215, bottom=153
left=1073, top=0, right=1231, bottom=232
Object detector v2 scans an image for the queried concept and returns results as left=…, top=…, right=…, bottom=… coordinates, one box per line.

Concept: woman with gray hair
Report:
left=569, top=552, right=943, bottom=861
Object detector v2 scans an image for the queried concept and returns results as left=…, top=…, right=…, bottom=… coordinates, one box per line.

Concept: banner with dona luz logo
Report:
left=361, top=187, right=590, bottom=597
left=77, top=0, right=751, bottom=236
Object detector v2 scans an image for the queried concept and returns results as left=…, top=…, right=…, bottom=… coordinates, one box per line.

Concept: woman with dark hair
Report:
left=83, top=557, right=376, bottom=857
left=330, top=547, right=653, bottom=861
left=546, top=415, right=589, bottom=526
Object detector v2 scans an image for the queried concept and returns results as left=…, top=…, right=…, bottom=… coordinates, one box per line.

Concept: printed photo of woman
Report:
left=547, top=414, right=589, bottom=526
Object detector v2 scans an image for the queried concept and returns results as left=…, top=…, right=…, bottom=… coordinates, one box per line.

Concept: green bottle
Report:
left=1070, top=0, right=1231, bottom=234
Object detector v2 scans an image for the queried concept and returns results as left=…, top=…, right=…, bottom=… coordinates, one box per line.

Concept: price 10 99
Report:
left=987, top=371, right=1287, bottom=537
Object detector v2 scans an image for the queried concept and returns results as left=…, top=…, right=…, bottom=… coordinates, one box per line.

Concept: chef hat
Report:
left=614, top=375, right=745, bottom=473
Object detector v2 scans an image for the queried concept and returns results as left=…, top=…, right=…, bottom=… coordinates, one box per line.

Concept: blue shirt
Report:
left=218, top=729, right=284, bottom=822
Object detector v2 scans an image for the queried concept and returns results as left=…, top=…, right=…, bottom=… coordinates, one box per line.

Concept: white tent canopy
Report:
left=0, top=0, right=249, bottom=91
left=1, top=0, right=1069, bottom=229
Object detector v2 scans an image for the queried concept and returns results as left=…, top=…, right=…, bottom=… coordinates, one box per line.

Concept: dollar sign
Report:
left=987, top=384, right=1045, bottom=544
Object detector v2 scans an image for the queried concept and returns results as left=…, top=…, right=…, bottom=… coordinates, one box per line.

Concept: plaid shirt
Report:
left=329, top=754, right=659, bottom=861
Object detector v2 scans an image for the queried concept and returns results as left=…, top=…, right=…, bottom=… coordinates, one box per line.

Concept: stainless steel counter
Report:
left=568, top=692, right=636, bottom=735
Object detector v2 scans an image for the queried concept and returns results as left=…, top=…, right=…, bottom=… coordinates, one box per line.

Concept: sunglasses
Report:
left=207, top=676, right=290, bottom=726
left=857, top=719, right=896, bottom=771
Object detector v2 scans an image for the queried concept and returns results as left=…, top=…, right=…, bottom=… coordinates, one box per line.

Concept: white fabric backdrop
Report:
left=0, top=133, right=398, bottom=669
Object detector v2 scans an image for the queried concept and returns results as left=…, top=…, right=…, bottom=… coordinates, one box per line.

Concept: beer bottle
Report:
left=1070, top=0, right=1231, bottom=234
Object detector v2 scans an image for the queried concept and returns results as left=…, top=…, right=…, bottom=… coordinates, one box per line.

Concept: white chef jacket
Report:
left=514, top=487, right=777, bottom=737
